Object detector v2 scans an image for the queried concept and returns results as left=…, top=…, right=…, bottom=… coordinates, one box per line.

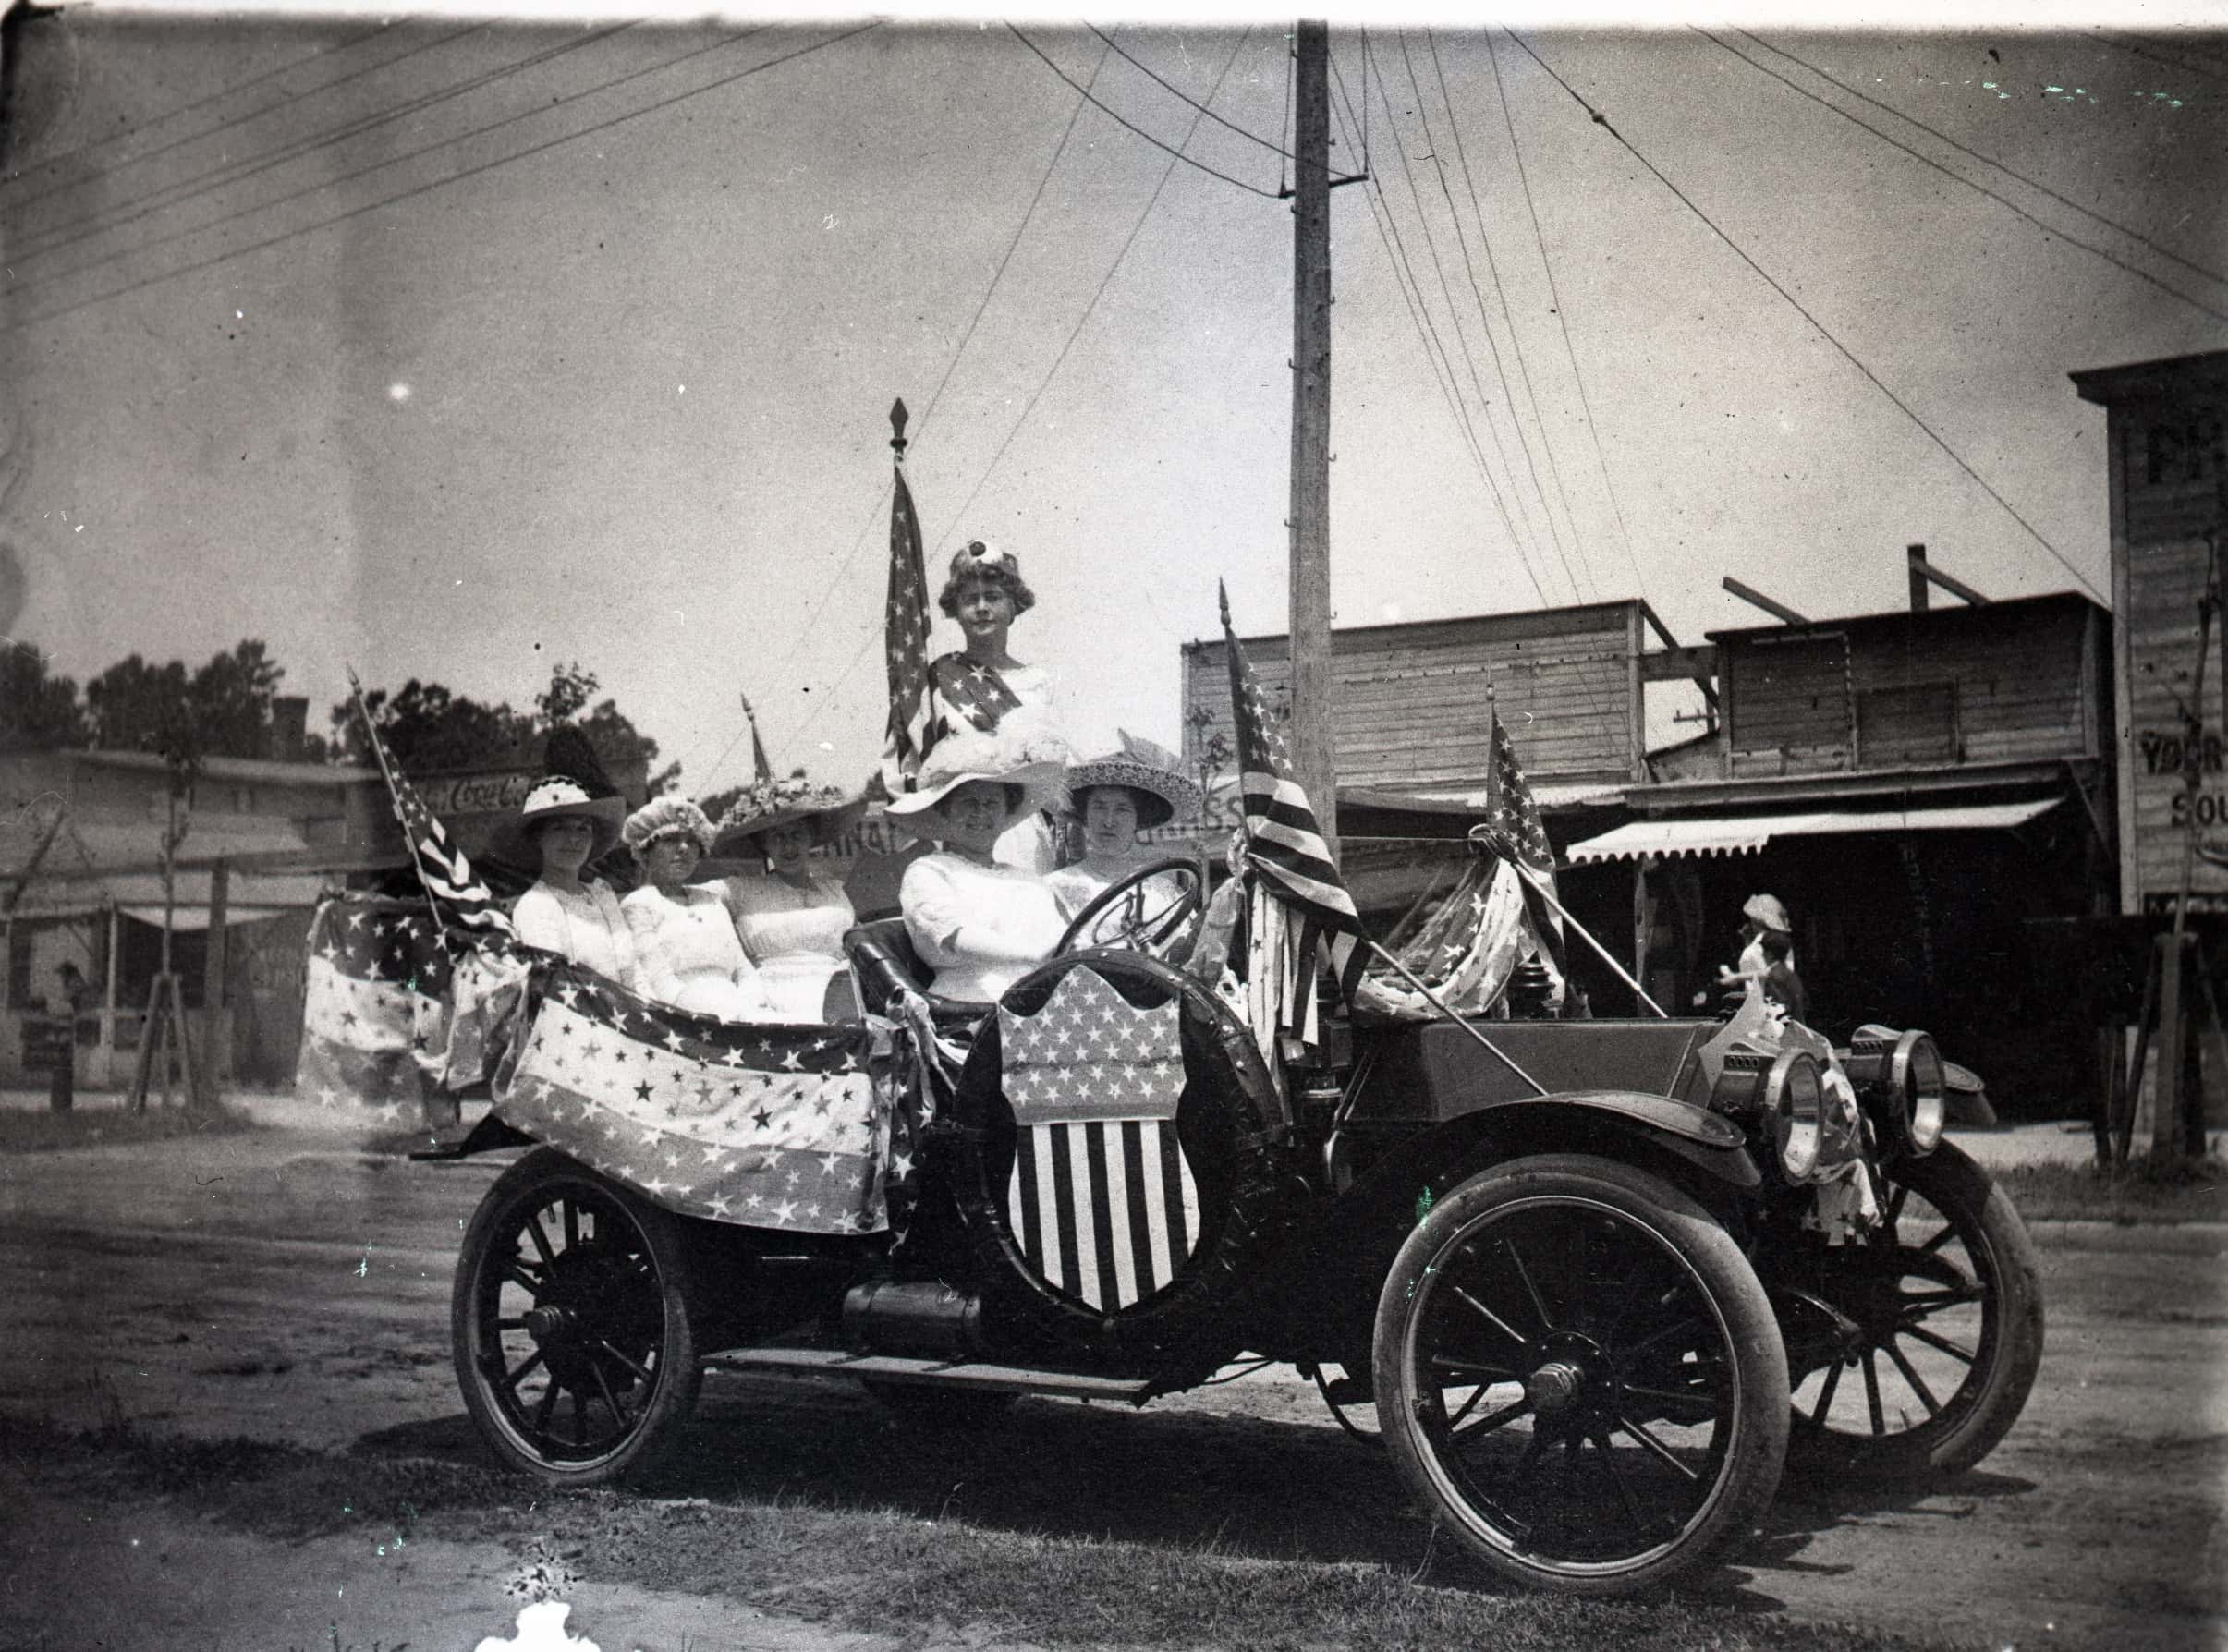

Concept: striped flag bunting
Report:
left=997, top=966, right=1199, bottom=1312
left=494, top=964, right=888, bottom=1235
left=1357, top=854, right=1533, bottom=1021
left=296, top=894, right=453, bottom=1115
left=1220, top=586, right=1369, bottom=1043
left=1479, top=694, right=1568, bottom=977
left=880, top=461, right=933, bottom=796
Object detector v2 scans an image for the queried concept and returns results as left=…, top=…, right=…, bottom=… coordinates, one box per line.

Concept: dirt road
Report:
left=2, top=1110, right=2222, bottom=1650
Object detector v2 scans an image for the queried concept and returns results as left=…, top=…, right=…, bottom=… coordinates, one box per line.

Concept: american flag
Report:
left=997, top=965, right=1199, bottom=1311
left=1479, top=693, right=1567, bottom=974
left=497, top=963, right=887, bottom=1234
left=1222, top=586, right=1368, bottom=1010
left=349, top=677, right=517, bottom=954
left=928, top=652, right=1022, bottom=740
left=880, top=463, right=933, bottom=795
left=296, top=894, right=454, bottom=1116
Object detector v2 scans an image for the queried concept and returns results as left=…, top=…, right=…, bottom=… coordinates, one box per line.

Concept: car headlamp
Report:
left=1711, top=1047, right=1824, bottom=1181
left=1842, top=1026, right=1946, bottom=1157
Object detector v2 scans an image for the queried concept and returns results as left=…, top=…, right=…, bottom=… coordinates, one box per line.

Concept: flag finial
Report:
left=889, top=397, right=909, bottom=458
left=1217, top=579, right=1232, bottom=630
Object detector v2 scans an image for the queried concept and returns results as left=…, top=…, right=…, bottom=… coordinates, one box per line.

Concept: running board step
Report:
left=705, top=1347, right=1152, bottom=1403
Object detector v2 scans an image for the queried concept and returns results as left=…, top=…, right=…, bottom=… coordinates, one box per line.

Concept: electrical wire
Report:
left=1365, top=30, right=1576, bottom=604
left=13, top=24, right=638, bottom=285
left=0, top=18, right=408, bottom=208
left=1400, top=29, right=1597, bottom=603
left=1328, top=54, right=1551, bottom=609
left=1083, top=24, right=1292, bottom=157
left=1004, top=25, right=1284, bottom=200
left=691, top=32, right=1120, bottom=793
left=2088, top=28, right=2228, bottom=90
left=1736, top=30, right=2228, bottom=293
left=784, top=32, right=1256, bottom=752
left=1483, top=29, right=1650, bottom=604
left=1507, top=30, right=2108, bottom=607
left=1697, top=28, right=2228, bottom=328
left=7, top=23, right=870, bottom=334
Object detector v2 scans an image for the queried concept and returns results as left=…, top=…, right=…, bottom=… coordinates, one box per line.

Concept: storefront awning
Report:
left=1563, top=798, right=2062, bottom=866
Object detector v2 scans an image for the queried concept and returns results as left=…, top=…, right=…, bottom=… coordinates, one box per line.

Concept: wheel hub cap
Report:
left=1526, top=1360, right=1585, bottom=1415
left=524, top=1303, right=577, bottom=1345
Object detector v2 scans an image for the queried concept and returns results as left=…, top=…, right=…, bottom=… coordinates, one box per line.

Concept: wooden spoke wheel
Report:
left=1784, top=1141, right=2043, bottom=1479
left=1373, top=1156, right=1789, bottom=1596
left=453, top=1148, right=702, bottom=1486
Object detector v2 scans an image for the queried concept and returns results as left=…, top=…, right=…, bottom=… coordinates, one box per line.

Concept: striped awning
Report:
left=1564, top=797, right=2061, bottom=867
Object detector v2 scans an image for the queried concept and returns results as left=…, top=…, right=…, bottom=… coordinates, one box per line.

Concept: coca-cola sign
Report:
left=412, top=771, right=538, bottom=818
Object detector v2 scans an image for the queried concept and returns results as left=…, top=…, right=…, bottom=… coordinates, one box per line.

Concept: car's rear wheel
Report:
left=1373, top=1154, right=1788, bottom=1596
left=454, top=1148, right=702, bottom=1486
left=1784, top=1141, right=2042, bottom=1478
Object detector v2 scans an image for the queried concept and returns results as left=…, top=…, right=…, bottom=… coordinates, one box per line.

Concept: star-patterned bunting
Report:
left=295, top=895, right=453, bottom=1111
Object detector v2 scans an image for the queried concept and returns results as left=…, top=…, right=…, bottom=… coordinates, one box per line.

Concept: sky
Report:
left=2, top=9, right=2224, bottom=796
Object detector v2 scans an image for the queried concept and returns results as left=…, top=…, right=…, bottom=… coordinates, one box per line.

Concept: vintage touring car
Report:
left=354, top=832, right=2046, bottom=1599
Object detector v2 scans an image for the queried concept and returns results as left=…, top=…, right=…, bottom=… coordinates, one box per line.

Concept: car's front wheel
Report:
left=1372, top=1154, right=1789, bottom=1596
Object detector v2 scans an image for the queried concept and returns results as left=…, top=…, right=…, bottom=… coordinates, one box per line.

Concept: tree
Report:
left=84, top=638, right=293, bottom=761
left=339, top=662, right=673, bottom=793
left=0, top=640, right=88, bottom=748
left=85, top=653, right=196, bottom=758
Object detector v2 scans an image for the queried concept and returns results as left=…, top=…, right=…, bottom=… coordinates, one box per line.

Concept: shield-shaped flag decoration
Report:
left=997, top=966, right=1199, bottom=1313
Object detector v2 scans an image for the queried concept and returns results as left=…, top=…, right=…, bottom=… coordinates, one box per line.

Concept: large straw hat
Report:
left=487, top=777, right=627, bottom=868
left=1065, top=732, right=1202, bottom=832
left=710, top=775, right=869, bottom=859
left=1743, top=893, right=1793, bottom=932
left=883, top=722, right=1069, bottom=820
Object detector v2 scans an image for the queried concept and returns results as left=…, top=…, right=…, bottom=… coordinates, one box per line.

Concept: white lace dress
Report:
left=725, top=873, right=858, bottom=1021
left=900, top=852, right=1068, bottom=1005
left=619, top=882, right=770, bottom=1021
left=512, top=881, right=641, bottom=992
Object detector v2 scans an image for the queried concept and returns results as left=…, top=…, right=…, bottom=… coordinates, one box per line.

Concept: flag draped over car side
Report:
left=294, top=894, right=453, bottom=1114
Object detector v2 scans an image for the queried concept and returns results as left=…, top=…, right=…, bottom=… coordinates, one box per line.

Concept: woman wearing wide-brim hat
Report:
left=1046, top=735, right=1204, bottom=922
left=712, top=777, right=871, bottom=1021
left=887, top=724, right=1070, bottom=1005
left=500, top=777, right=640, bottom=990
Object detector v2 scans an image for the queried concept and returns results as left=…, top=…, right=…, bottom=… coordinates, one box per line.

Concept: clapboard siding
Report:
left=1713, top=596, right=2099, bottom=780
left=1181, top=603, right=1640, bottom=789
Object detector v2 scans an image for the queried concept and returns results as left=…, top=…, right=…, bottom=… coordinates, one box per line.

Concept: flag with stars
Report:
left=1357, top=853, right=1533, bottom=1020
left=926, top=652, right=1024, bottom=745
left=1478, top=696, right=1567, bottom=977
left=493, top=965, right=886, bottom=1235
left=881, top=463, right=934, bottom=796
left=296, top=895, right=455, bottom=1115
left=995, top=966, right=1200, bottom=1313
left=1221, top=586, right=1369, bottom=1032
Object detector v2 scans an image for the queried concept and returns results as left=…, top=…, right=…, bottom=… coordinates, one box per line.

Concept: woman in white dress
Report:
left=927, top=541, right=1063, bottom=871
left=887, top=725, right=1070, bottom=1006
left=498, top=778, right=639, bottom=990
left=1045, top=735, right=1204, bottom=929
left=618, top=797, right=771, bottom=1021
left=712, top=777, right=868, bottom=1022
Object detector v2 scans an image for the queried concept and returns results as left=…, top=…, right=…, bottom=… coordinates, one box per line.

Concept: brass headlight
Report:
left=1711, top=1048, right=1824, bottom=1181
left=1844, top=1026, right=1946, bottom=1157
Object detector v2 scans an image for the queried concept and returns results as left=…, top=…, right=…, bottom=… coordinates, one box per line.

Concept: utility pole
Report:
left=1288, top=18, right=1338, bottom=862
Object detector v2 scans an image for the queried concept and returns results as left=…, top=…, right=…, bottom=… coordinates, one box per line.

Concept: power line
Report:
left=785, top=31, right=1256, bottom=752
left=1738, top=29, right=2228, bottom=293
left=1483, top=29, right=1650, bottom=604
left=8, top=23, right=865, bottom=334
left=1508, top=30, right=2108, bottom=607
left=697, top=33, right=1120, bottom=793
left=1403, top=28, right=1599, bottom=603
left=2089, top=28, right=2228, bottom=90
left=0, top=19, right=400, bottom=203
left=1084, top=24, right=1291, bottom=158
left=1365, top=30, right=1577, bottom=604
left=1004, top=25, right=1284, bottom=200
left=1329, top=52, right=1551, bottom=609
left=14, top=25, right=636, bottom=287
left=1697, top=28, right=2228, bottom=328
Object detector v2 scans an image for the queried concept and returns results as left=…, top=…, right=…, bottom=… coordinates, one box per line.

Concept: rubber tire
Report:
left=453, top=1148, right=703, bottom=1487
left=1373, top=1154, right=1790, bottom=1597
left=1787, top=1141, right=2044, bottom=1480
left=862, top=1380, right=1019, bottom=1430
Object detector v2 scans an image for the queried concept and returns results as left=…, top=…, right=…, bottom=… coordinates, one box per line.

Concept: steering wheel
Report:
left=1053, top=857, right=1207, bottom=965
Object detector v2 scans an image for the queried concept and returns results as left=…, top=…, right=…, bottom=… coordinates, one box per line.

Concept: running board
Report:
left=704, top=1346, right=1152, bottom=1403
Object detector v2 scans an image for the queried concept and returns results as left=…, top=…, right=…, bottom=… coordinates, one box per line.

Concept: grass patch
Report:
left=0, top=1419, right=1938, bottom=1652
left=0, top=1099, right=260, bottom=1154
left=1994, top=1152, right=2227, bottom=1224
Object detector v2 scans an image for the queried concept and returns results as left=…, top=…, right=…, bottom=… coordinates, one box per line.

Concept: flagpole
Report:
left=739, top=690, right=774, bottom=783
left=347, top=668, right=448, bottom=942
left=1505, top=859, right=1669, bottom=1018
left=1361, top=936, right=1548, bottom=1096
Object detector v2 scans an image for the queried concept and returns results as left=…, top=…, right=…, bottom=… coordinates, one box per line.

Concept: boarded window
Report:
left=1856, top=681, right=1959, bottom=766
